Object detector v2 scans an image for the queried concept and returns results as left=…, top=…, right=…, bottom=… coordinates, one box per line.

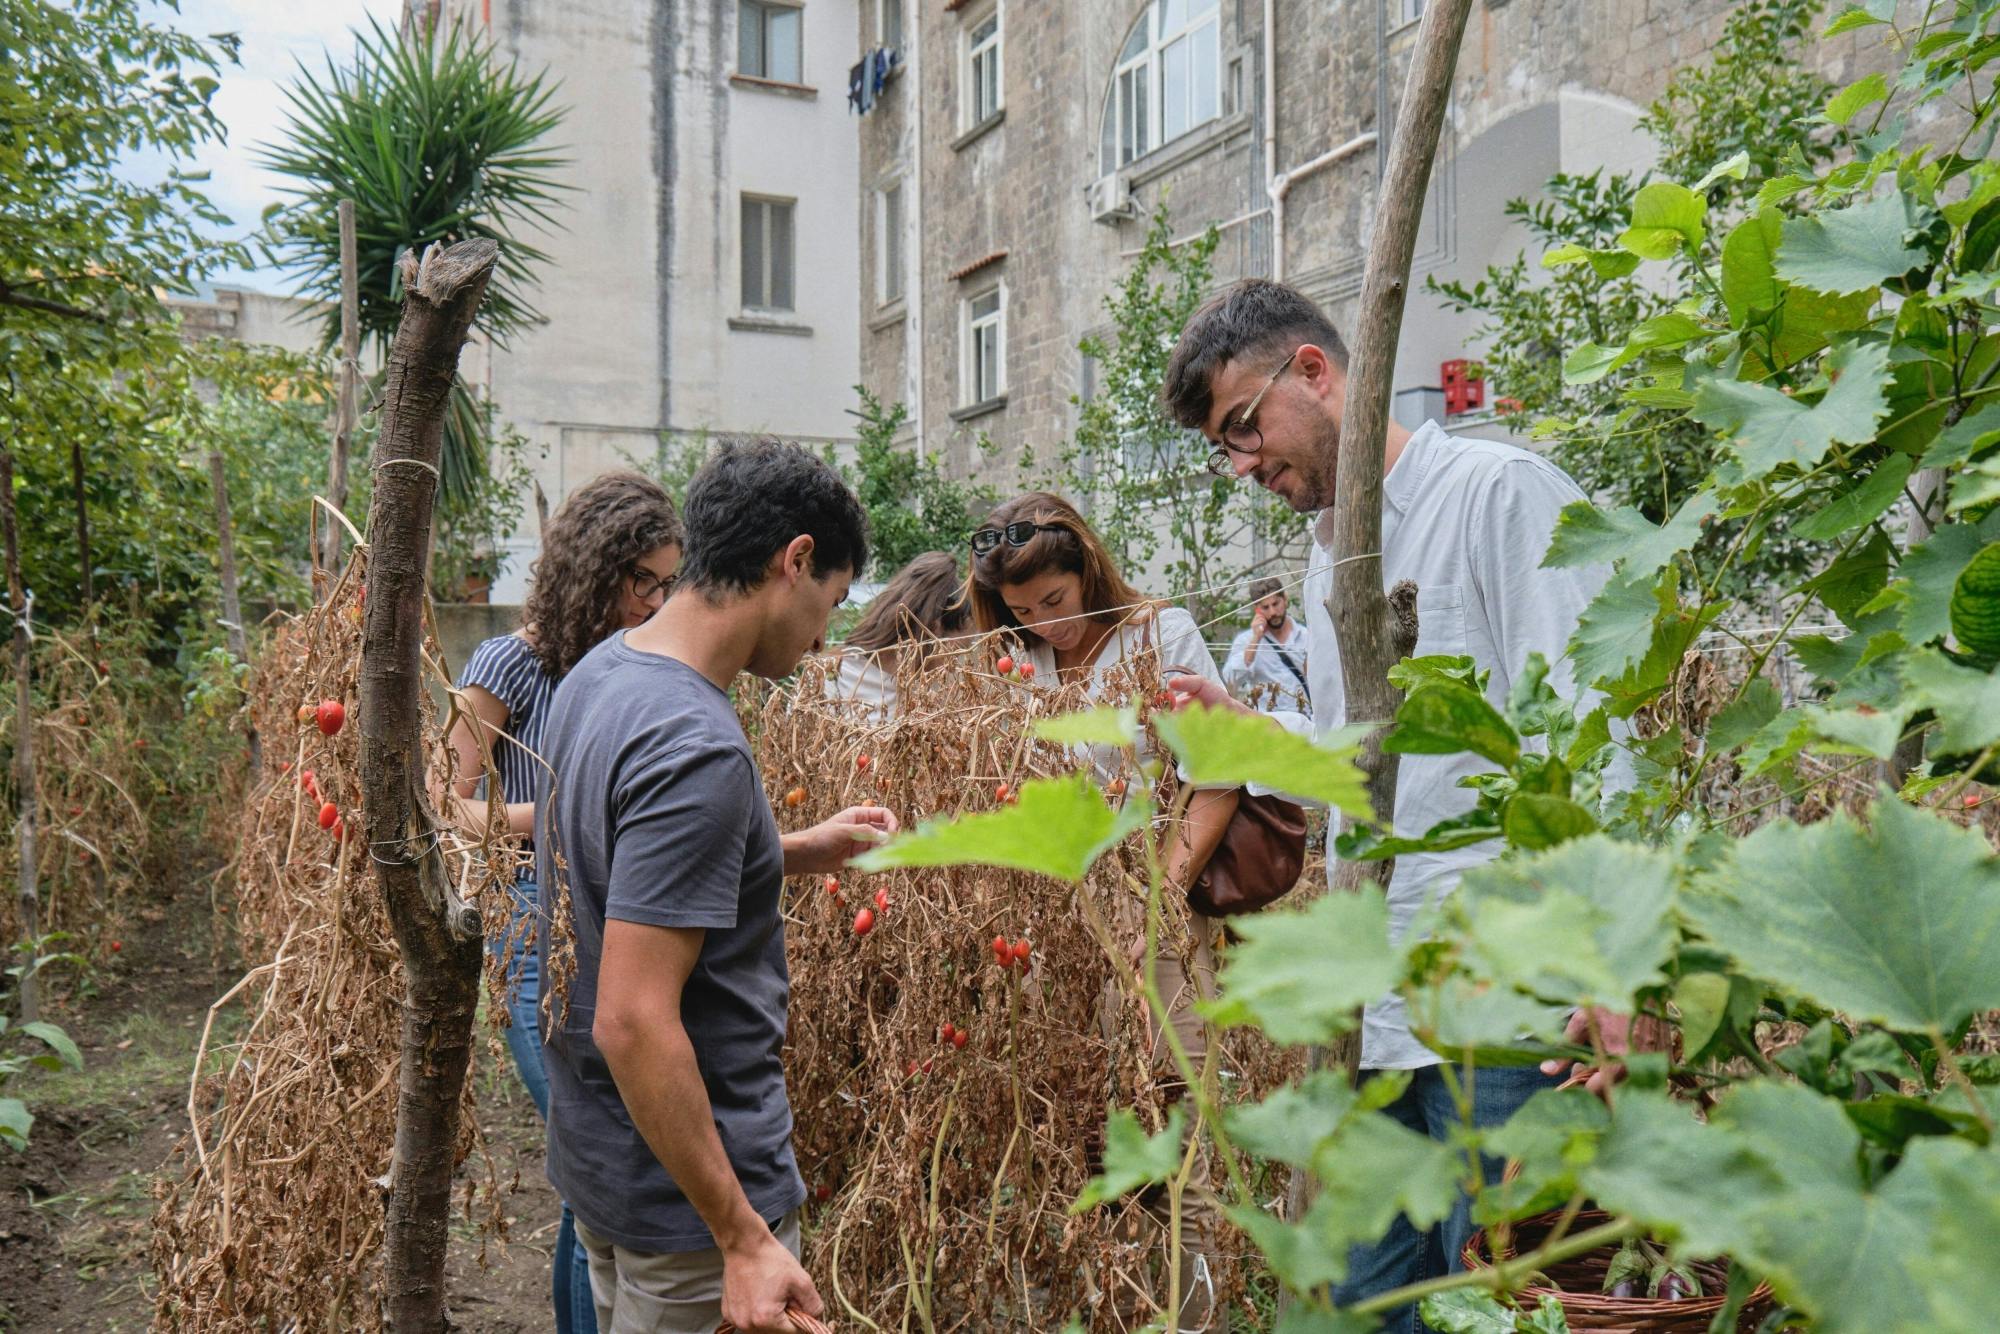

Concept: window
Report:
left=877, top=181, right=904, bottom=305
left=740, top=195, right=795, bottom=312
left=880, top=0, right=903, bottom=49
left=739, top=0, right=803, bottom=83
left=1120, top=428, right=1206, bottom=479
left=1399, top=0, right=1424, bottom=25
left=964, top=286, right=1004, bottom=404
left=965, top=10, right=1002, bottom=127
left=1099, top=0, right=1221, bottom=174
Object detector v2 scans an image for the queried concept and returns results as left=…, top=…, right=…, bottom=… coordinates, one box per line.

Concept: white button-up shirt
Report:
left=1224, top=618, right=1313, bottom=713
left=1270, top=421, right=1610, bottom=1069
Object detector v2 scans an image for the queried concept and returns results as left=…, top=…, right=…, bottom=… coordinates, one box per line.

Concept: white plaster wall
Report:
left=672, top=0, right=862, bottom=443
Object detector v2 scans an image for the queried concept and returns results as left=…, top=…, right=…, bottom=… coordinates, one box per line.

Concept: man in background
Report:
left=1223, top=576, right=1312, bottom=713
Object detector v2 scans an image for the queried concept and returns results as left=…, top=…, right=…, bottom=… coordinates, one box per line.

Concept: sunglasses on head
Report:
left=969, top=520, right=1064, bottom=556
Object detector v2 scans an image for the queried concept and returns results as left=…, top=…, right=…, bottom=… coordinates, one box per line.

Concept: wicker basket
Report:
left=717, top=1309, right=832, bottom=1334
left=1459, top=1209, right=1773, bottom=1333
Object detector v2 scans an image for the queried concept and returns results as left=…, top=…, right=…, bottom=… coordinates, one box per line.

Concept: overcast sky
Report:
left=126, top=0, right=403, bottom=293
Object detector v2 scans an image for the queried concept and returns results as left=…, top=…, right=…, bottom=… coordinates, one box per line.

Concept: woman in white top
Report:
left=965, top=491, right=1233, bottom=1332
left=826, top=550, right=969, bottom=721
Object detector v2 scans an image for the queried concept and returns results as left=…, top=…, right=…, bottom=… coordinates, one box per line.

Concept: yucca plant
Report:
left=257, top=14, right=569, bottom=561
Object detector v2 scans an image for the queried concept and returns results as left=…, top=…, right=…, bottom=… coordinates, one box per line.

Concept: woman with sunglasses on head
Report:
left=966, top=491, right=1236, bottom=1333
left=446, top=470, right=683, bottom=1334
left=827, top=550, right=971, bottom=721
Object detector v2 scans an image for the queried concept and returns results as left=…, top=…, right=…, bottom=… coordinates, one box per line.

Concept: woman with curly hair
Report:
left=827, top=550, right=970, bottom=720
left=447, top=470, right=683, bottom=1334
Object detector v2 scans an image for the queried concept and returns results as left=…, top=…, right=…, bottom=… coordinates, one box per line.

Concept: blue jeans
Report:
left=1331, top=1062, right=1562, bottom=1334
left=494, top=879, right=598, bottom=1334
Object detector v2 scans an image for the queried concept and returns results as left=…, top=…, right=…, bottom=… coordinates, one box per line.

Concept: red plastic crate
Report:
left=1441, top=358, right=1486, bottom=415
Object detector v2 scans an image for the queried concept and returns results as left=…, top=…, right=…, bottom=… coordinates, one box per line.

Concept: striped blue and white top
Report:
left=458, top=632, right=557, bottom=836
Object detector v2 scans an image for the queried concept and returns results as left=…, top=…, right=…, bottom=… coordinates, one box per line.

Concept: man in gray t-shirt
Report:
left=537, top=442, right=896, bottom=1334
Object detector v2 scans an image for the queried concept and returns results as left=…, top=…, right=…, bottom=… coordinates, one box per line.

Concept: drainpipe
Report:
left=908, top=3, right=926, bottom=462
left=1263, top=0, right=1278, bottom=274
left=1268, top=132, right=1378, bottom=284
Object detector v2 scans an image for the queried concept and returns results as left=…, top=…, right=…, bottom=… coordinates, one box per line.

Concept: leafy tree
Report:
left=1060, top=204, right=1305, bottom=623
left=1431, top=0, right=1848, bottom=593
left=257, top=15, right=568, bottom=575
left=846, top=387, right=993, bottom=578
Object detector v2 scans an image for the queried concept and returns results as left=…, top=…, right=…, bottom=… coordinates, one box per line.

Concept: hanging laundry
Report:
left=847, top=58, right=866, bottom=114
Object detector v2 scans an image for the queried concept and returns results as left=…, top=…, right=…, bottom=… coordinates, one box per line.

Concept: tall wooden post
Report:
left=208, top=448, right=259, bottom=773
left=1, top=449, right=39, bottom=1023
left=359, top=238, right=495, bottom=1332
left=320, top=198, right=362, bottom=589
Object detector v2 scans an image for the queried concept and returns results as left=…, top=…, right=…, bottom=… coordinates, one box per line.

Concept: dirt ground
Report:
left=0, top=879, right=561, bottom=1332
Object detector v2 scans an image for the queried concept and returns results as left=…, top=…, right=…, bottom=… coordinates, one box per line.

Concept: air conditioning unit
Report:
left=1086, top=175, right=1137, bottom=225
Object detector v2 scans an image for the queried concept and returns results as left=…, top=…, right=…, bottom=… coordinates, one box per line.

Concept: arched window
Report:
left=1099, top=0, right=1220, bottom=175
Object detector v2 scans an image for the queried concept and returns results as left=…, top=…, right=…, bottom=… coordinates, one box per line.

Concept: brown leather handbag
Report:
left=1187, top=789, right=1308, bottom=917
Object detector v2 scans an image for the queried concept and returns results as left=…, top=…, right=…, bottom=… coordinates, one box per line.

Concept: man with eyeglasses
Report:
left=1159, top=280, right=1619, bottom=1333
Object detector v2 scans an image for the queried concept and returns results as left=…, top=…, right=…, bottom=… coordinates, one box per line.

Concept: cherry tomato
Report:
left=785, top=786, right=807, bottom=808
left=874, top=887, right=890, bottom=912
left=856, top=753, right=872, bottom=772
left=1018, top=662, right=1035, bottom=681
left=951, top=1027, right=968, bottom=1050
left=318, top=801, right=339, bottom=830
left=854, top=907, right=875, bottom=936
left=995, top=654, right=1015, bottom=676
left=824, top=875, right=840, bottom=896
left=1011, top=939, right=1032, bottom=965
left=316, top=699, right=346, bottom=737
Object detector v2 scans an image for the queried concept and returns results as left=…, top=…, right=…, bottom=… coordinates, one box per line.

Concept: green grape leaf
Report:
left=1691, top=339, right=1892, bottom=481
left=1541, top=495, right=1709, bottom=578
left=1910, top=1138, right=2000, bottom=1331
left=1153, top=706, right=1373, bottom=820
left=1203, top=887, right=1404, bottom=1045
left=1335, top=808, right=1503, bottom=862
left=1072, top=1106, right=1185, bottom=1210
left=1309, top=1111, right=1464, bottom=1255
left=1775, top=189, right=1929, bottom=296
left=1387, top=654, right=1487, bottom=693
left=1794, top=454, right=1914, bottom=541
left=1500, top=793, right=1598, bottom=851
left=1949, top=541, right=2000, bottom=659
left=1227, top=1197, right=1352, bottom=1295
left=1917, top=400, right=2000, bottom=470
left=1032, top=705, right=1138, bottom=748
left=1274, top=1305, right=1383, bottom=1334
left=1453, top=836, right=1680, bottom=1003
left=1901, top=649, right=2000, bottom=755
left=1382, top=682, right=1522, bottom=770
left=1476, top=1086, right=1610, bottom=1222
left=1566, top=567, right=1674, bottom=692
left=853, top=772, right=1149, bottom=883
left=1408, top=973, right=1574, bottom=1059
left=1721, top=211, right=1878, bottom=368
left=1824, top=71, right=1890, bottom=126
left=1673, top=971, right=1734, bottom=1059
left=1896, top=515, right=2000, bottom=645
left=1707, top=678, right=1783, bottom=751
left=1684, top=797, right=2000, bottom=1032
left=1618, top=181, right=1707, bottom=259
left=1224, top=1071, right=1359, bottom=1170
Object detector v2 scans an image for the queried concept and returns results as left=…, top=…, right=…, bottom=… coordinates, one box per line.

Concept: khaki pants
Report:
left=574, top=1210, right=802, bottom=1334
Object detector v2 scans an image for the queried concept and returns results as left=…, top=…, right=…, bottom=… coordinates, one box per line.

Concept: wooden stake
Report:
left=208, top=448, right=259, bottom=774
left=1279, top=0, right=1475, bottom=1262
left=359, top=238, right=496, bottom=1333
left=1, top=448, right=39, bottom=1023
left=320, top=198, right=362, bottom=589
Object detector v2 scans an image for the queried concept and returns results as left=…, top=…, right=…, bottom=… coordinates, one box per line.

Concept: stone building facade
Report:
left=855, top=0, right=1898, bottom=493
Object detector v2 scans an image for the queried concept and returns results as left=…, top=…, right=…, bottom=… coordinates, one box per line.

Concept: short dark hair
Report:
left=1247, top=576, right=1285, bottom=603
left=1162, top=279, right=1350, bottom=431
left=678, top=439, right=869, bottom=600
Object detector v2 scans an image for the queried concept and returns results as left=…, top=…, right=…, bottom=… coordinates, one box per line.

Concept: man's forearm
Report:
left=599, top=1016, right=766, bottom=1250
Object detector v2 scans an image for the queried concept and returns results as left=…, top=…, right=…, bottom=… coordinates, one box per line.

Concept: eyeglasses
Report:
left=1203, top=346, right=1301, bottom=478
left=970, top=520, right=1064, bottom=556
left=627, top=567, right=678, bottom=602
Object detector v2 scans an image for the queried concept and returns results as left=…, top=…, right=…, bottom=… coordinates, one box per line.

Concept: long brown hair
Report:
left=523, top=471, right=683, bottom=679
left=844, top=551, right=969, bottom=658
left=965, top=492, right=1150, bottom=635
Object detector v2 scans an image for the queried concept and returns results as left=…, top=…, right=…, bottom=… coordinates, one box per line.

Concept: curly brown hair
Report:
left=523, top=471, right=684, bottom=679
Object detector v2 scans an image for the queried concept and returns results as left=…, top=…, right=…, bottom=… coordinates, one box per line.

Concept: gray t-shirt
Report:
left=536, top=633, right=801, bottom=1252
